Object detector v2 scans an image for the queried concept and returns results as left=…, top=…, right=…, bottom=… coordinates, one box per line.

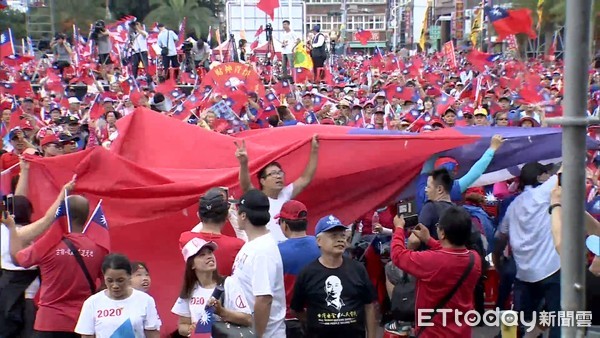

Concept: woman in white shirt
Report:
left=75, top=254, right=161, bottom=338
left=172, top=238, right=252, bottom=337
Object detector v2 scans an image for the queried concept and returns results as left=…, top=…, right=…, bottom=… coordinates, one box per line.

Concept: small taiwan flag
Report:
left=191, top=308, right=214, bottom=337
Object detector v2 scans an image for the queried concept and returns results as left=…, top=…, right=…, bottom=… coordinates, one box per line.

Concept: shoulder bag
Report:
left=211, top=279, right=257, bottom=338
left=62, top=237, right=96, bottom=294
left=414, top=252, right=475, bottom=338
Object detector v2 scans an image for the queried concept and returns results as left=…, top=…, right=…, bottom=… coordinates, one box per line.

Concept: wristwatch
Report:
left=548, top=203, right=562, bottom=214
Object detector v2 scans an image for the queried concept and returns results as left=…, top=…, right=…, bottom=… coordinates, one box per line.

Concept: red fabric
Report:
left=256, top=0, right=280, bottom=20
left=178, top=231, right=244, bottom=276
left=363, top=246, right=387, bottom=309
left=16, top=232, right=107, bottom=332
left=23, top=108, right=477, bottom=334
left=1, top=151, right=19, bottom=170
left=491, top=8, right=537, bottom=42
left=390, top=229, right=482, bottom=338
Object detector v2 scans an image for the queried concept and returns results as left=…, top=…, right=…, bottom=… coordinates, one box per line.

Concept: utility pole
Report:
left=390, top=0, right=400, bottom=52
left=341, top=0, right=348, bottom=56
left=546, top=0, right=594, bottom=337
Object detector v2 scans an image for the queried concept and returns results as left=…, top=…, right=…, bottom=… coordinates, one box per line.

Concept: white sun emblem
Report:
left=226, top=77, right=242, bottom=88
left=198, top=309, right=212, bottom=326
left=55, top=205, right=62, bottom=217
left=0, top=34, right=5, bottom=43
left=492, top=8, right=502, bottom=16
left=99, top=215, right=107, bottom=226
left=485, top=192, right=498, bottom=204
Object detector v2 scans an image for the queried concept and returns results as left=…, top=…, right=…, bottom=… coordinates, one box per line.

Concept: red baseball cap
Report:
left=19, top=119, right=33, bottom=130
left=40, top=133, right=60, bottom=147
left=275, top=200, right=308, bottom=221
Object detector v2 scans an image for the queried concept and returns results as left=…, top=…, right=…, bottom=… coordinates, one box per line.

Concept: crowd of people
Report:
left=1, top=14, right=600, bottom=338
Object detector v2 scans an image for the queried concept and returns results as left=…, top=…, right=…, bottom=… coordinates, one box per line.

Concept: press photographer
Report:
left=128, top=21, right=150, bottom=82
left=157, top=23, right=179, bottom=80
left=189, top=37, right=211, bottom=71
left=49, top=33, right=72, bottom=78
left=90, top=20, right=113, bottom=81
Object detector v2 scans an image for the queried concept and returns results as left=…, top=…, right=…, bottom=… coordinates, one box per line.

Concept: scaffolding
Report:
left=25, top=0, right=56, bottom=48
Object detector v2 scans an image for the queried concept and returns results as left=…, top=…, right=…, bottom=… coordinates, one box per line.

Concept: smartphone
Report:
left=397, top=200, right=414, bottom=216
left=558, top=173, right=562, bottom=186
left=219, top=186, right=229, bottom=200
left=404, top=214, right=419, bottom=229
left=2, top=195, right=14, bottom=215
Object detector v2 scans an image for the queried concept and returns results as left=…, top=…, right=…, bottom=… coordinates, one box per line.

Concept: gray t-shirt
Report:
left=96, top=34, right=111, bottom=55
left=53, top=42, right=71, bottom=62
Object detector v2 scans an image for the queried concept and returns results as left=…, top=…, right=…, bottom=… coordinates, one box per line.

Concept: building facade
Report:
left=304, top=0, right=389, bottom=50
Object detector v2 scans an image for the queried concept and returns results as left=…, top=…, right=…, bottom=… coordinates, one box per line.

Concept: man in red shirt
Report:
left=6, top=181, right=108, bottom=338
left=1, top=128, right=29, bottom=171
left=179, top=187, right=244, bottom=276
left=390, top=206, right=482, bottom=338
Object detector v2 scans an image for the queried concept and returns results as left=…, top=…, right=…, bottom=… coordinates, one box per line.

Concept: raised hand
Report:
left=234, top=140, right=248, bottom=164
left=490, top=134, right=505, bottom=151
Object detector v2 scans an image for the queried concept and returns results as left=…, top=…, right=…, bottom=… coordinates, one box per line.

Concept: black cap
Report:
left=235, top=189, right=270, bottom=213
left=22, top=97, right=34, bottom=103
left=520, top=162, right=556, bottom=187
left=199, top=188, right=229, bottom=218
left=58, top=131, right=80, bottom=143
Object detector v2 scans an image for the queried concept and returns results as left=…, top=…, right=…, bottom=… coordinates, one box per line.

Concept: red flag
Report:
left=485, top=7, right=536, bottom=42
left=256, top=0, right=280, bottom=20
left=254, top=25, right=264, bottom=38
left=24, top=108, right=477, bottom=334
left=354, top=29, right=372, bottom=46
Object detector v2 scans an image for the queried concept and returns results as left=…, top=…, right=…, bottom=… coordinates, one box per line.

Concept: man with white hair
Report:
left=291, top=215, right=378, bottom=338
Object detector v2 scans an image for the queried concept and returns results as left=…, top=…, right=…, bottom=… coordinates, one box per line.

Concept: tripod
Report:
left=179, top=51, right=196, bottom=76
left=227, top=34, right=239, bottom=63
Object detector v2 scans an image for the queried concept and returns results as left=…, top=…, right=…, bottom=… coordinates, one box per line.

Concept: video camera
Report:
left=181, top=41, right=194, bottom=54
left=265, top=23, right=273, bottom=42
left=90, top=20, right=106, bottom=40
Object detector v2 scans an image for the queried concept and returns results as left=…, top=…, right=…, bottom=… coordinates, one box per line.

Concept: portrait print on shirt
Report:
left=324, top=275, right=345, bottom=312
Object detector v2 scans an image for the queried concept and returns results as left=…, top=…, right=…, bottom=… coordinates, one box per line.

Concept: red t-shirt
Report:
left=179, top=231, right=244, bottom=276
left=1, top=151, right=19, bottom=171
left=16, top=231, right=107, bottom=332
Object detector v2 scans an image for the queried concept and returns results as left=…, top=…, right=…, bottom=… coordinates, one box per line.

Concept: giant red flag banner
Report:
left=25, top=108, right=477, bottom=335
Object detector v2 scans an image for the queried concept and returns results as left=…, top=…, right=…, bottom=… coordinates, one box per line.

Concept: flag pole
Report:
left=82, top=199, right=103, bottom=233
left=64, top=189, right=72, bottom=233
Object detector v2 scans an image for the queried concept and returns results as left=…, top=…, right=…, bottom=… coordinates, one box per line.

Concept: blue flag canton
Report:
left=194, top=307, right=214, bottom=334
left=484, top=6, right=509, bottom=22
left=90, top=205, right=109, bottom=230
left=55, top=200, right=67, bottom=218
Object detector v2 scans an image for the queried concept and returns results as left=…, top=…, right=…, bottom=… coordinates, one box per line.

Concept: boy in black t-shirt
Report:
left=290, top=215, right=377, bottom=338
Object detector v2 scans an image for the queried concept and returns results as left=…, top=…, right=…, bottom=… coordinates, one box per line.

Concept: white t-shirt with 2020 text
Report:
left=75, top=289, right=161, bottom=338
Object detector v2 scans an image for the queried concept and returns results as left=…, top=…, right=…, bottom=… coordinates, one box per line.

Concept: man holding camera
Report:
left=157, top=23, right=179, bottom=79
left=50, top=34, right=72, bottom=77
left=191, top=37, right=211, bottom=71
left=91, top=20, right=112, bottom=81
left=129, top=21, right=149, bottom=82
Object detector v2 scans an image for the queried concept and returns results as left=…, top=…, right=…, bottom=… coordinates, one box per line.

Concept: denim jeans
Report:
left=513, top=270, right=561, bottom=338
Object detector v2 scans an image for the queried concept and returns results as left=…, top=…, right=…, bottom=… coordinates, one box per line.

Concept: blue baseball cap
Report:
left=315, top=215, right=347, bottom=236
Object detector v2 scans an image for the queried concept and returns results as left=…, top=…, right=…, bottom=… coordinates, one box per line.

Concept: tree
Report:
left=144, top=0, right=217, bottom=38
left=53, top=0, right=106, bottom=34
left=109, top=0, right=151, bottom=23
left=0, top=10, right=27, bottom=40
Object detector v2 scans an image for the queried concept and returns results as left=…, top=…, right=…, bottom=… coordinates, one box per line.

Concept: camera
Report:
left=265, top=23, right=273, bottom=42
left=181, top=41, right=194, bottom=53
left=90, top=20, right=106, bottom=40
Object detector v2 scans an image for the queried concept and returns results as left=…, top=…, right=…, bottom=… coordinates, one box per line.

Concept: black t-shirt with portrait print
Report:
left=290, top=256, right=377, bottom=338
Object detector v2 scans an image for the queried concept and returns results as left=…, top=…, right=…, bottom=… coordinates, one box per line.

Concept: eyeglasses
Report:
left=496, top=118, right=508, bottom=121
left=264, top=170, right=285, bottom=178
left=464, top=115, right=473, bottom=119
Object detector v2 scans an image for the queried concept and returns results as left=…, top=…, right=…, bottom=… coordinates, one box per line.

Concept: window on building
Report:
left=346, top=0, right=386, bottom=3
left=306, top=14, right=342, bottom=34
left=347, top=14, right=385, bottom=31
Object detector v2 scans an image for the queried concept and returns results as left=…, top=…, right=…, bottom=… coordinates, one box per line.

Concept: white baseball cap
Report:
left=180, top=237, right=218, bottom=262
left=67, top=97, right=80, bottom=104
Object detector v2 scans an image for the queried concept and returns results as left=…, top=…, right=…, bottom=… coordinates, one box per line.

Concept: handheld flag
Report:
left=293, top=42, right=313, bottom=70
left=83, top=200, right=110, bottom=251
left=191, top=307, right=214, bottom=337
left=484, top=6, right=536, bottom=42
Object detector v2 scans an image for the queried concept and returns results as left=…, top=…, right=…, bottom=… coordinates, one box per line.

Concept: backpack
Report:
left=390, top=270, right=416, bottom=322
left=462, top=204, right=495, bottom=254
